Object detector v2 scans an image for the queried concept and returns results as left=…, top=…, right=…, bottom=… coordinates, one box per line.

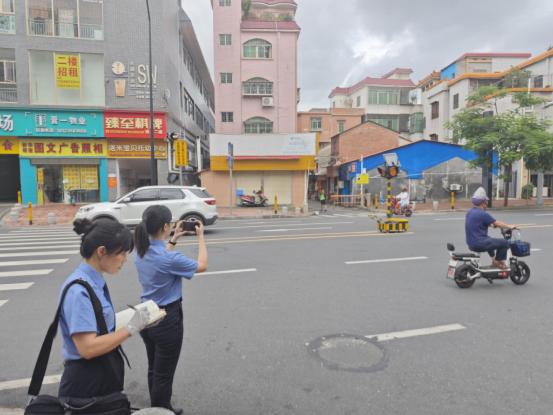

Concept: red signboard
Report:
left=104, top=111, right=166, bottom=139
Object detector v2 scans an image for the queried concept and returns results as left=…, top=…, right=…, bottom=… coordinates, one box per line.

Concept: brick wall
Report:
left=331, top=121, right=400, bottom=163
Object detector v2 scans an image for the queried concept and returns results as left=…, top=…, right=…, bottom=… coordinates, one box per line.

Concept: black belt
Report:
left=160, top=298, right=182, bottom=310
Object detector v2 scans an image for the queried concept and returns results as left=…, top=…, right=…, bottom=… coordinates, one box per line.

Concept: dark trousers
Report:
left=470, top=237, right=510, bottom=261
left=140, top=300, right=183, bottom=410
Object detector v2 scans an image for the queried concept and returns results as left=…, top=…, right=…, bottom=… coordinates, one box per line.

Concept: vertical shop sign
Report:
left=55, top=53, right=81, bottom=89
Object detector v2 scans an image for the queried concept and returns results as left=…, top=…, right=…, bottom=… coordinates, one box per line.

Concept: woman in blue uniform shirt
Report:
left=134, top=205, right=207, bottom=414
left=59, top=218, right=150, bottom=399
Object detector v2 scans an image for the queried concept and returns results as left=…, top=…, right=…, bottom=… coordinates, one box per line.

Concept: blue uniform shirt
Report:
left=59, top=262, right=115, bottom=361
left=465, top=207, right=496, bottom=248
left=134, top=239, right=198, bottom=306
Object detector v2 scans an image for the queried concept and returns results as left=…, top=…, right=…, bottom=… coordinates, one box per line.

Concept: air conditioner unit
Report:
left=261, top=97, right=274, bottom=107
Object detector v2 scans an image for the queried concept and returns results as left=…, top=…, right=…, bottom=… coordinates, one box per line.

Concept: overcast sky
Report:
left=182, top=0, right=553, bottom=111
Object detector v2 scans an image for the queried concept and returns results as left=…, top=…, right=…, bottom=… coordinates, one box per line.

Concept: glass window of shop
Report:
left=29, top=50, right=104, bottom=106
left=27, top=0, right=103, bottom=39
left=40, top=164, right=99, bottom=203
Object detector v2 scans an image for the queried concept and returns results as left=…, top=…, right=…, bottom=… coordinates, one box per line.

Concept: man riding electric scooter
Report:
left=465, top=187, right=517, bottom=269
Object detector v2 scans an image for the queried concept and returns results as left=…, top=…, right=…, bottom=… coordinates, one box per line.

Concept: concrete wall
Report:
left=423, top=82, right=450, bottom=141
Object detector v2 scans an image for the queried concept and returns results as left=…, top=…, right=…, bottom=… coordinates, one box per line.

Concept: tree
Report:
left=522, top=125, right=553, bottom=205
left=448, top=86, right=551, bottom=206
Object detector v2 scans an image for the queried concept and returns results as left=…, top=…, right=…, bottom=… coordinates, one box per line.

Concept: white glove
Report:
left=126, top=308, right=150, bottom=336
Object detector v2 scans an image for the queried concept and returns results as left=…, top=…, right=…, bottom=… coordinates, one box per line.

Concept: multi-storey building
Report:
left=328, top=68, right=424, bottom=140
left=203, top=0, right=316, bottom=208
left=0, top=0, right=214, bottom=204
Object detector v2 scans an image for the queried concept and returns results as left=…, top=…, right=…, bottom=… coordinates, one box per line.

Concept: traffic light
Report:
left=377, top=165, right=400, bottom=179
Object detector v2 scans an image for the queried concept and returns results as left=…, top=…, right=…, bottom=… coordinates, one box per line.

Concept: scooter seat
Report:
left=453, top=252, right=480, bottom=258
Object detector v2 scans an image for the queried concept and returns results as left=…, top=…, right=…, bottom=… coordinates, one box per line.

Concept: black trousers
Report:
left=140, top=300, right=183, bottom=410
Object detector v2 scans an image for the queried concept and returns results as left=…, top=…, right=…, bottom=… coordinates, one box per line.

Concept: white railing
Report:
left=0, top=14, right=15, bottom=34
left=56, top=21, right=77, bottom=38
left=0, top=85, right=17, bottom=103
left=29, top=19, right=53, bottom=36
left=80, top=23, right=103, bottom=40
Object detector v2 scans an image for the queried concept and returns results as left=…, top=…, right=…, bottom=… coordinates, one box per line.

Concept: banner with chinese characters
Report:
left=0, top=137, right=18, bottom=154
left=19, top=139, right=107, bottom=157
left=0, top=110, right=103, bottom=137
left=104, top=111, right=166, bottom=139
left=55, top=53, right=81, bottom=89
left=107, top=139, right=167, bottom=159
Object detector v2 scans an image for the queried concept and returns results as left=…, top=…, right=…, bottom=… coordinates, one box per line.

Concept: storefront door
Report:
left=0, top=155, right=20, bottom=202
left=40, top=164, right=100, bottom=203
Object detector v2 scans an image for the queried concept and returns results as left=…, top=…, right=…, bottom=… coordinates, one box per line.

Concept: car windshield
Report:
left=188, top=188, right=213, bottom=198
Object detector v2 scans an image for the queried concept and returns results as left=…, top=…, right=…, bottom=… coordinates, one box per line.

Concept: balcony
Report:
left=28, top=19, right=103, bottom=39
left=0, top=84, right=17, bottom=103
left=0, top=13, right=15, bottom=34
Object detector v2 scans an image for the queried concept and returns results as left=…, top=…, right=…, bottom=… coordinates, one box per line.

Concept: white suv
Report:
left=75, top=186, right=218, bottom=227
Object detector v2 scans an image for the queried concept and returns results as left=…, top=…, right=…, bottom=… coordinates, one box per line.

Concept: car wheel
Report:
left=181, top=213, right=205, bottom=225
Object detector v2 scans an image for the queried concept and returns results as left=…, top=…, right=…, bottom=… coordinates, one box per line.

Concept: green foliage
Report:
left=241, top=0, right=251, bottom=18
left=521, top=184, right=534, bottom=200
left=502, top=68, right=531, bottom=88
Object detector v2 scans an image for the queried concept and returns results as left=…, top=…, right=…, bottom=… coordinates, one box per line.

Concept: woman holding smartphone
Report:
left=134, top=205, right=208, bottom=414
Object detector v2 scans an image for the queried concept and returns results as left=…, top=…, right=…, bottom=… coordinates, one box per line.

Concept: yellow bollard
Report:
left=28, top=202, right=33, bottom=225
left=274, top=195, right=278, bottom=215
left=451, top=191, right=455, bottom=210
left=374, top=194, right=378, bottom=209
left=17, top=191, right=21, bottom=205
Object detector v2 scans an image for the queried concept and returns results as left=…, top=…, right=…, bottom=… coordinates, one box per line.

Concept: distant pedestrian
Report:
left=319, top=189, right=327, bottom=212
left=134, top=205, right=208, bottom=414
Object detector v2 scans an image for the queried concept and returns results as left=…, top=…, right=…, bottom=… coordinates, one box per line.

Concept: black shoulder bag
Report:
left=24, top=279, right=131, bottom=415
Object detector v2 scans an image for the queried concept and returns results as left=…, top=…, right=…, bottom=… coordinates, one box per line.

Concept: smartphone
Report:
left=180, top=220, right=198, bottom=232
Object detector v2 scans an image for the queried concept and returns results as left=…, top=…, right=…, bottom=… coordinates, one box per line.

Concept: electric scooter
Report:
left=446, top=228, right=530, bottom=288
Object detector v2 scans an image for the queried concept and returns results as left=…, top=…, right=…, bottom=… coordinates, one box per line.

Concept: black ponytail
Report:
left=73, top=218, right=133, bottom=259
left=134, top=205, right=172, bottom=258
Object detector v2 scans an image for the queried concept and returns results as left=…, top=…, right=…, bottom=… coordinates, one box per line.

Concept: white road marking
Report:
left=345, top=256, right=428, bottom=265
left=0, top=282, right=34, bottom=291
left=0, top=250, right=78, bottom=258
left=0, top=259, right=67, bottom=267
left=0, top=245, right=78, bottom=251
left=0, top=236, right=78, bottom=242
left=531, top=248, right=542, bottom=252
left=8, top=230, right=76, bottom=235
left=434, top=217, right=465, bottom=221
left=0, top=374, right=62, bottom=392
left=0, top=241, right=79, bottom=247
left=0, top=269, right=53, bottom=278
left=332, top=214, right=355, bottom=217
left=258, top=227, right=332, bottom=233
left=216, top=221, right=353, bottom=230
left=534, top=213, right=553, bottom=216
left=197, top=268, right=257, bottom=276
left=0, top=299, right=8, bottom=308
left=366, top=323, right=466, bottom=342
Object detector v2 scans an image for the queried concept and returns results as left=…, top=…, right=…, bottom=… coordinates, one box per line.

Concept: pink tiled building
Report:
left=203, top=0, right=316, bottom=208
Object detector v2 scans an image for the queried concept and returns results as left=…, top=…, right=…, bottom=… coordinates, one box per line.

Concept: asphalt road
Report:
left=0, top=208, right=552, bottom=414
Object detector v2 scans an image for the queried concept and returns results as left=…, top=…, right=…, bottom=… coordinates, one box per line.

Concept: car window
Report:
left=188, top=188, right=213, bottom=198
left=159, top=189, right=185, bottom=200
left=130, top=189, right=159, bottom=202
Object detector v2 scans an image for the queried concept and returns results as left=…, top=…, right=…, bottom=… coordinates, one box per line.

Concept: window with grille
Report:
left=219, top=0, right=231, bottom=5
left=243, top=38, right=272, bottom=59
left=368, top=88, right=400, bottom=105
left=219, top=34, right=232, bottom=45
left=243, top=77, right=273, bottom=95
left=310, top=117, right=322, bottom=131
left=453, top=93, right=459, bottom=109
left=431, top=101, right=439, bottom=119
left=220, top=72, right=232, bottom=84
left=338, top=120, right=345, bottom=133
left=221, top=112, right=233, bottom=123
left=244, top=117, right=273, bottom=133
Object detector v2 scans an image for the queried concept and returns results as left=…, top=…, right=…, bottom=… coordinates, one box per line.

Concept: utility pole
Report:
left=146, top=0, right=157, bottom=185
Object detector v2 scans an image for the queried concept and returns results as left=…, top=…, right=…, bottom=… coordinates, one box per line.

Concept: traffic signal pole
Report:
left=386, top=178, right=392, bottom=219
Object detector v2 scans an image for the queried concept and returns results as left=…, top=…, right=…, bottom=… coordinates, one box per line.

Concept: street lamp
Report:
left=146, top=0, right=157, bottom=185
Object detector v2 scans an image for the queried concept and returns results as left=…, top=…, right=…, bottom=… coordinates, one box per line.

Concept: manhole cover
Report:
left=307, top=334, right=388, bottom=373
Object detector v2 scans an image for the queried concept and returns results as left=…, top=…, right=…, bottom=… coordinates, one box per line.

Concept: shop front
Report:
left=0, top=137, right=20, bottom=202
left=0, top=108, right=106, bottom=205
left=104, top=111, right=167, bottom=200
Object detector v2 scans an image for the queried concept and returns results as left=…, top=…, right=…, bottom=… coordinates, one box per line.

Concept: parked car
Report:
left=74, top=186, right=218, bottom=227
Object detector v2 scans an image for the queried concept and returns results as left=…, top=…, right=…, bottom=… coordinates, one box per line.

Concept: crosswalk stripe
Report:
left=0, top=241, right=79, bottom=247
left=0, top=259, right=68, bottom=267
left=0, top=236, right=79, bottom=242
left=0, top=269, right=53, bottom=278
left=0, top=299, right=8, bottom=308
left=0, top=245, right=78, bottom=251
left=0, top=250, right=78, bottom=258
left=0, top=283, right=34, bottom=291
left=9, top=230, right=76, bottom=235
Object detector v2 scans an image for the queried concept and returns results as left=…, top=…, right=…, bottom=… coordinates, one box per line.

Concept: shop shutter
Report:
left=235, top=172, right=263, bottom=197
left=263, top=172, right=292, bottom=205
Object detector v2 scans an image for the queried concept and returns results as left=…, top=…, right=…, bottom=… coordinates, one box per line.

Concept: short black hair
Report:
left=73, top=218, right=134, bottom=259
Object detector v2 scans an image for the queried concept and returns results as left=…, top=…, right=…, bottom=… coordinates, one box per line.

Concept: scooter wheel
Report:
left=511, top=261, right=530, bottom=285
left=405, top=210, right=413, bottom=218
left=454, top=264, right=476, bottom=288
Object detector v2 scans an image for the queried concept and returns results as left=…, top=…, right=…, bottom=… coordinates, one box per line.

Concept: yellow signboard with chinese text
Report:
left=106, top=139, right=167, bottom=159
left=20, top=139, right=106, bottom=157
left=174, top=141, right=188, bottom=167
left=37, top=168, right=44, bottom=185
left=0, top=137, right=19, bottom=154
left=355, top=173, right=369, bottom=185
left=55, top=54, right=81, bottom=89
